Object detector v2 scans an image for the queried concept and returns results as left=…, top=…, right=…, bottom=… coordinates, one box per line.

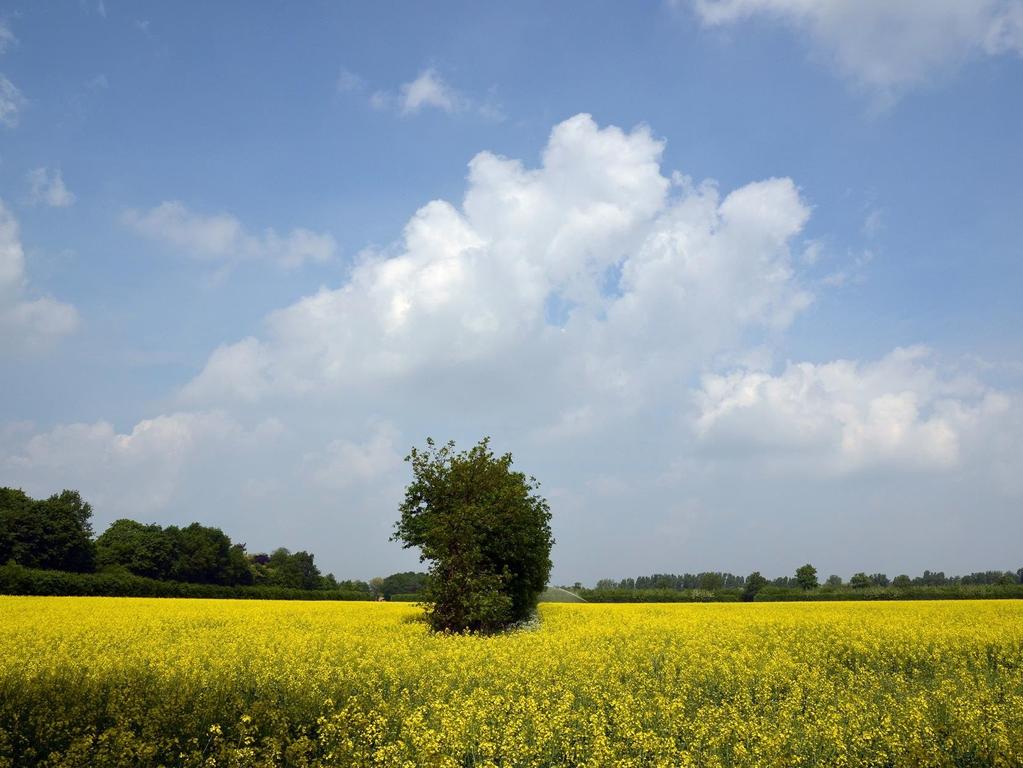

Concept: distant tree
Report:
left=742, top=571, right=768, bottom=601
left=380, top=571, right=429, bottom=598
left=225, top=544, right=254, bottom=585
left=795, top=563, right=818, bottom=590
left=892, top=574, right=912, bottom=589
left=698, top=572, right=724, bottom=591
left=916, top=570, right=947, bottom=587
left=0, top=488, right=29, bottom=560
left=869, top=573, right=889, bottom=587
left=321, top=572, right=339, bottom=589
left=268, top=548, right=321, bottom=590
left=825, top=574, right=843, bottom=588
left=369, top=576, right=385, bottom=597
left=0, top=488, right=96, bottom=572
left=849, top=572, right=871, bottom=589
left=336, top=579, right=372, bottom=594
left=392, top=437, right=554, bottom=633
left=168, top=523, right=238, bottom=584
left=1017, top=568, right=1023, bottom=584
left=595, top=579, right=616, bottom=591
left=96, top=519, right=178, bottom=579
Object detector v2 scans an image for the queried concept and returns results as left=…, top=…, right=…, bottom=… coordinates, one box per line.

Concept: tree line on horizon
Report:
left=0, top=487, right=407, bottom=598
left=576, top=562, right=1023, bottom=602
left=590, top=566, right=1023, bottom=593
left=3, top=485, right=1021, bottom=604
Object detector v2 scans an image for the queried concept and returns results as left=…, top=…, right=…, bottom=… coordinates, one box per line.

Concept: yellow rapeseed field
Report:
left=1, top=598, right=1021, bottom=767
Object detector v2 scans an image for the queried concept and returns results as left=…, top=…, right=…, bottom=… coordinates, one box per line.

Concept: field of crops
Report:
left=1, top=598, right=1021, bottom=767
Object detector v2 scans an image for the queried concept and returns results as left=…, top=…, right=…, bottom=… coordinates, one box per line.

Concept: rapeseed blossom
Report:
left=0, top=598, right=1020, bottom=766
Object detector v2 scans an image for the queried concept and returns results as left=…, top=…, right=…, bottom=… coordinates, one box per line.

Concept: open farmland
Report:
left=1, top=598, right=1021, bottom=767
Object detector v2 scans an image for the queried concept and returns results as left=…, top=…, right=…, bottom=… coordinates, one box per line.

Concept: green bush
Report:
left=0, top=562, right=373, bottom=601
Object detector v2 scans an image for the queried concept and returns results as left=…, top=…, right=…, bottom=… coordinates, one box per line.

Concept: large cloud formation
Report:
left=4, top=115, right=1020, bottom=580
left=183, top=114, right=811, bottom=407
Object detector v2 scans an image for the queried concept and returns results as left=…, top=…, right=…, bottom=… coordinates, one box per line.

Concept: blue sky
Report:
left=2, top=1, right=1022, bottom=583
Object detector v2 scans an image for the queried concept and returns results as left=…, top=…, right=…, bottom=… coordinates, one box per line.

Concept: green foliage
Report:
left=698, top=572, right=724, bottom=591
left=0, top=488, right=96, bottom=572
left=96, top=519, right=255, bottom=586
left=751, top=584, right=1023, bottom=601
left=96, top=519, right=177, bottom=579
left=577, top=583, right=1023, bottom=603
left=4, top=487, right=352, bottom=598
left=266, top=548, right=321, bottom=590
left=742, top=571, right=768, bottom=601
left=0, top=561, right=372, bottom=601
left=599, top=572, right=746, bottom=590
left=850, top=572, right=871, bottom=589
left=392, top=437, right=553, bottom=633
left=379, top=571, right=429, bottom=599
left=795, top=563, right=819, bottom=590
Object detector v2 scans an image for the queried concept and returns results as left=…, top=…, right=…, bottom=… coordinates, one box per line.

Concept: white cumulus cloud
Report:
left=694, top=346, right=1011, bottom=473
left=183, top=114, right=811, bottom=407
left=123, top=201, right=337, bottom=269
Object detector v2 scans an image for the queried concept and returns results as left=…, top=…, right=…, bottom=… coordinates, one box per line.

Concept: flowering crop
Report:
left=1, top=597, right=1021, bottom=766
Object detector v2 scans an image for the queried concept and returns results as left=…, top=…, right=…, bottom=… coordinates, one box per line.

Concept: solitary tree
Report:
left=795, top=563, right=818, bottom=590
left=392, top=437, right=554, bottom=633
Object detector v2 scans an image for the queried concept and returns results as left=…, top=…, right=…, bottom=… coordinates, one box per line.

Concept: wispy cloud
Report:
left=691, top=0, right=1023, bottom=104
left=123, top=201, right=337, bottom=269
left=0, top=21, right=16, bottom=54
left=399, top=68, right=462, bottom=114
left=369, top=68, right=503, bottom=120
left=336, top=67, right=365, bottom=94
left=0, top=75, right=24, bottom=127
left=27, top=168, right=76, bottom=208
